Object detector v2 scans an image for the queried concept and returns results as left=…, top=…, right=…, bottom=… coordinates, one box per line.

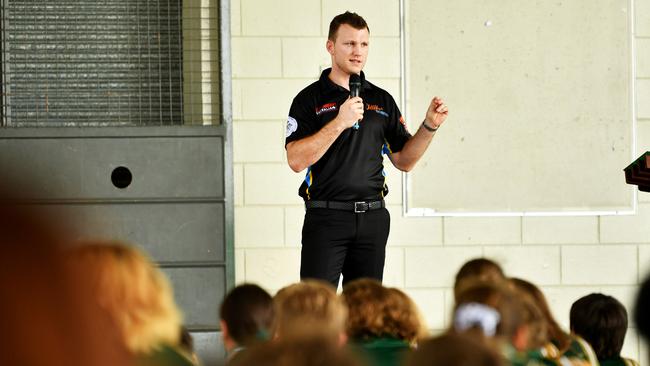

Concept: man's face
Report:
left=327, top=24, right=369, bottom=75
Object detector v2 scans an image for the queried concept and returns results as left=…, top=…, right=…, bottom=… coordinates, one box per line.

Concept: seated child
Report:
left=454, top=258, right=506, bottom=301
left=220, top=284, right=274, bottom=362
left=510, top=277, right=599, bottom=366
left=405, top=333, right=504, bottom=366
left=272, top=280, right=348, bottom=346
left=453, top=281, right=558, bottom=365
left=570, top=293, right=639, bottom=366
left=342, top=278, right=427, bottom=366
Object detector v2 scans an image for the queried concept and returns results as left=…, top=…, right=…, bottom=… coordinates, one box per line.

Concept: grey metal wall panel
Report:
left=163, top=266, right=225, bottom=329
left=0, top=136, right=224, bottom=199
left=60, top=202, right=225, bottom=262
left=191, top=331, right=225, bottom=366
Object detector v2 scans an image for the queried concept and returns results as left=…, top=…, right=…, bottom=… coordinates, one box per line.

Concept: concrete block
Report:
left=244, top=163, right=304, bottom=205
left=484, top=246, right=561, bottom=285
left=522, top=217, right=598, bottom=244
left=600, top=285, right=641, bottom=318
left=282, top=38, right=331, bottom=78
left=235, top=206, right=285, bottom=247
left=371, top=78, right=401, bottom=108
left=233, top=121, right=285, bottom=162
left=235, top=248, right=246, bottom=284
left=443, top=288, right=454, bottom=328
left=239, top=79, right=311, bottom=120
left=234, top=163, right=244, bottom=206
left=637, top=121, right=650, bottom=158
left=245, top=248, right=301, bottom=290
left=404, top=247, right=483, bottom=287
left=241, top=0, right=320, bottom=36
left=640, top=245, right=650, bottom=280
left=387, top=205, right=442, bottom=246
left=638, top=39, right=650, bottom=78
left=621, top=329, right=640, bottom=364
left=639, top=79, right=650, bottom=119
left=403, top=288, right=446, bottom=330
left=231, top=0, right=241, bottom=36
left=232, top=80, right=242, bottom=120
left=364, top=37, right=401, bottom=78
left=444, top=217, right=521, bottom=245
left=284, top=206, right=304, bottom=247
left=637, top=122, right=650, bottom=203
left=640, top=340, right=649, bottom=366
left=637, top=0, right=650, bottom=37
left=321, top=0, right=400, bottom=37
left=541, top=286, right=600, bottom=329
left=562, top=245, right=638, bottom=285
left=383, top=247, right=405, bottom=288
left=601, top=203, right=650, bottom=243
left=232, top=38, right=282, bottom=77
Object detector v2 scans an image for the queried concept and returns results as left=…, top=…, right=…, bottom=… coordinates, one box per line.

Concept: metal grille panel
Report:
left=0, top=0, right=219, bottom=126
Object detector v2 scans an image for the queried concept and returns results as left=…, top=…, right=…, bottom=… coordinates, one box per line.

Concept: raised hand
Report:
left=425, top=96, right=449, bottom=128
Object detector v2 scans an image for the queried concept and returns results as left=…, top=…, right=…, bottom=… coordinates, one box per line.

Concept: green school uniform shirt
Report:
left=599, top=357, right=639, bottom=366
left=351, top=337, right=411, bottom=366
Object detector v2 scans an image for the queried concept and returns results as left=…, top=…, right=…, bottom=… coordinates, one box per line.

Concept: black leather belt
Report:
left=305, top=200, right=385, bottom=213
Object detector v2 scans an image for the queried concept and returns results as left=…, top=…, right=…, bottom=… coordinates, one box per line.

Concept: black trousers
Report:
left=300, top=207, right=390, bottom=288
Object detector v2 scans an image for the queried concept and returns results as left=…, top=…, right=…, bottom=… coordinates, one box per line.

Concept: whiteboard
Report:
left=404, top=0, right=635, bottom=214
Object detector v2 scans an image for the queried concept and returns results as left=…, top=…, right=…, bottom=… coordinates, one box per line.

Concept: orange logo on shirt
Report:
left=366, top=104, right=383, bottom=111
left=399, top=116, right=409, bottom=132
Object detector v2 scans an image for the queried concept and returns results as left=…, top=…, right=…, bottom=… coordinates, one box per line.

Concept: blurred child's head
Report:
left=570, top=293, right=628, bottom=360
left=272, top=280, right=347, bottom=345
left=406, top=333, right=504, bottom=366
left=509, top=277, right=571, bottom=351
left=453, top=281, right=529, bottom=351
left=220, top=283, right=273, bottom=351
left=342, top=278, right=427, bottom=345
left=454, top=258, right=506, bottom=301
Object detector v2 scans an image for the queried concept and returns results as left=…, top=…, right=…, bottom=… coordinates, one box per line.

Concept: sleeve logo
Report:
left=286, top=116, right=298, bottom=138
left=399, top=115, right=409, bottom=132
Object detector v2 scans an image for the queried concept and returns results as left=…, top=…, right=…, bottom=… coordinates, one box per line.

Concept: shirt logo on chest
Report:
left=315, top=102, right=337, bottom=116
left=367, top=104, right=388, bottom=117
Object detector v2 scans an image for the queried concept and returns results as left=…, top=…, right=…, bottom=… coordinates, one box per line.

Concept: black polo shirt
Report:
left=285, top=68, right=411, bottom=202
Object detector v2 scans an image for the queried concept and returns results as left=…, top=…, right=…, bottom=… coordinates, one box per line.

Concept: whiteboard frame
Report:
left=400, top=0, right=638, bottom=218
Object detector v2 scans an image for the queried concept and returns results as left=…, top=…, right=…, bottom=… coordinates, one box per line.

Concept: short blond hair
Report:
left=272, top=280, right=347, bottom=342
left=68, top=242, right=182, bottom=354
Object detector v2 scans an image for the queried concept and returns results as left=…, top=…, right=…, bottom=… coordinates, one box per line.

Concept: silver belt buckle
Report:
left=354, top=201, right=368, bottom=213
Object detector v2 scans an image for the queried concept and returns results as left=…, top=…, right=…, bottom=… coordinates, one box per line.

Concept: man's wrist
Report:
left=422, top=120, right=438, bottom=133
left=328, top=116, right=347, bottom=134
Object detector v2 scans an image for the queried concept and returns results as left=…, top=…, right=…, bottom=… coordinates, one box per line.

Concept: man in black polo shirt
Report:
left=285, top=11, right=449, bottom=288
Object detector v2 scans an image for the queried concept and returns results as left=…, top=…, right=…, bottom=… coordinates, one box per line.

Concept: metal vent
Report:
left=1, top=0, right=220, bottom=126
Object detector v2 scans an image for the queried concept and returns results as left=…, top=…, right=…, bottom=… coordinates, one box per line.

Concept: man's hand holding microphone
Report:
left=333, top=74, right=364, bottom=131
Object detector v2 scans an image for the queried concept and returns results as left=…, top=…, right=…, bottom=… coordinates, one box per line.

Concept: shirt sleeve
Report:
left=285, top=94, right=317, bottom=147
left=383, top=94, right=412, bottom=154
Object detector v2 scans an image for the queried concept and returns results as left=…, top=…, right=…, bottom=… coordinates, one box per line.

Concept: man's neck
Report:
left=328, top=67, right=353, bottom=91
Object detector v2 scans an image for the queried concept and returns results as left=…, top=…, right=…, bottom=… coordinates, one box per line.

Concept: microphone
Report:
left=349, top=74, right=361, bottom=130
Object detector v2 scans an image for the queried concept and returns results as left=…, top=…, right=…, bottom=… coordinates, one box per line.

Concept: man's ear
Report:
left=326, top=39, right=335, bottom=55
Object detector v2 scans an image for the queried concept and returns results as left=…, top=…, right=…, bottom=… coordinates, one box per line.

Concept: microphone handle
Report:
left=350, top=87, right=361, bottom=130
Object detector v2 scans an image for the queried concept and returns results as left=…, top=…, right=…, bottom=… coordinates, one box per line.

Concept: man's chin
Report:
left=346, top=65, right=364, bottom=74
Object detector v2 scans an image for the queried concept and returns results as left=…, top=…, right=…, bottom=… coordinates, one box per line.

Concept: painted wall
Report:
left=231, top=0, right=650, bottom=363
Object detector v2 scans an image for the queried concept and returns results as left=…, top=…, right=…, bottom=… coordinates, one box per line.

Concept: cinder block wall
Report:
left=232, top=0, right=650, bottom=362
